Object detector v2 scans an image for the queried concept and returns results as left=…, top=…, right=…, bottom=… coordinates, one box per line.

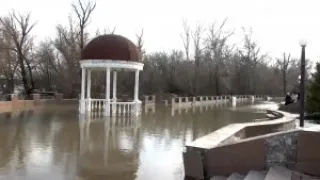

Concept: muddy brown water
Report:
left=0, top=101, right=278, bottom=180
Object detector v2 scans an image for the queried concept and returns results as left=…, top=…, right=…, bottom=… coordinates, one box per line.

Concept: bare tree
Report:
left=277, top=53, right=291, bottom=95
left=95, top=26, right=116, bottom=36
left=191, top=23, right=203, bottom=95
left=48, top=0, right=96, bottom=97
left=239, top=28, right=267, bottom=94
left=136, top=29, right=145, bottom=57
left=181, top=19, right=190, bottom=61
left=72, top=0, right=96, bottom=50
left=0, top=12, right=36, bottom=95
left=53, top=20, right=80, bottom=97
left=205, top=18, right=233, bottom=95
left=0, top=6, right=300, bottom=98
left=107, top=26, right=116, bottom=34
left=36, top=40, right=58, bottom=91
left=0, top=32, right=19, bottom=93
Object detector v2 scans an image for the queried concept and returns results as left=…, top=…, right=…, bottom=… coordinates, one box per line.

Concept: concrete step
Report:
left=243, top=170, right=266, bottom=180
left=210, top=176, right=228, bottom=180
left=265, top=166, right=292, bottom=180
left=227, top=173, right=246, bottom=180
left=292, top=171, right=320, bottom=180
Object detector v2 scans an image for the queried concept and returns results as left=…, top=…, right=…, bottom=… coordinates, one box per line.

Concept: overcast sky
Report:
left=1, top=0, right=319, bottom=63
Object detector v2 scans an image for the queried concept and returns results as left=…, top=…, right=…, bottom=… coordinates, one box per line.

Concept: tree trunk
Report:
left=26, top=62, right=34, bottom=92
left=4, top=77, right=14, bottom=94
left=215, top=73, right=220, bottom=95
left=283, top=71, right=287, bottom=95
left=18, top=54, right=30, bottom=95
left=45, top=62, right=52, bottom=91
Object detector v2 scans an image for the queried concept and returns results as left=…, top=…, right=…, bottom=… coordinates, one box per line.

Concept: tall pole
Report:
left=299, top=45, right=306, bottom=127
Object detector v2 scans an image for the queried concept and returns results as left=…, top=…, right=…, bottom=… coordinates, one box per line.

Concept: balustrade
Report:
left=84, top=99, right=138, bottom=116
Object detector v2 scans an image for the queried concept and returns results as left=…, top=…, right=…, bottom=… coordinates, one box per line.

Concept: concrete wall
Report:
left=296, top=131, right=320, bottom=176
left=244, top=120, right=296, bottom=138
left=0, top=101, right=12, bottom=113
left=219, top=111, right=293, bottom=146
left=184, top=110, right=298, bottom=179
left=204, top=138, right=265, bottom=176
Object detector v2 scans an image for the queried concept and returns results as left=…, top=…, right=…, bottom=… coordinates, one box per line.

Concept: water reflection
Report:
left=170, top=101, right=229, bottom=116
left=0, top=102, right=274, bottom=180
left=78, top=115, right=140, bottom=179
left=0, top=107, right=80, bottom=180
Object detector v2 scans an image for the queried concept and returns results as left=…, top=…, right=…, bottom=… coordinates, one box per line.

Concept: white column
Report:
left=134, top=70, right=140, bottom=101
left=112, top=71, right=117, bottom=115
left=112, top=71, right=117, bottom=101
left=80, top=68, right=86, bottom=114
left=87, top=69, right=91, bottom=98
left=105, top=68, right=111, bottom=116
left=134, top=70, right=140, bottom=116
left=86, top=69, right=92, bottom=112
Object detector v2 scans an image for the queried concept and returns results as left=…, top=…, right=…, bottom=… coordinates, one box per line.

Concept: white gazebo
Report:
left=79, top=34, right=144, bottom=116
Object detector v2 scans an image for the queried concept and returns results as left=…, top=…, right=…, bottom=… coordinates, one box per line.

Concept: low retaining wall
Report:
left=0, top=93, right=78, bottom=114
left=186, top=110, right=293, bottom=150
left=183, top=110, right=299, bottom=179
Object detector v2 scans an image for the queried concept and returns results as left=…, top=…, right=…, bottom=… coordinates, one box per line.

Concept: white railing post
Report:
left=117, top=104, right=121, bottom=115
left=171, top=98, right=175, bottom=107
left=164, top=100, right=168, bottom=107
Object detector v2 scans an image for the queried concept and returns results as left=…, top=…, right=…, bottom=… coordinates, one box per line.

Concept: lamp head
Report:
left=299, top=39, right=307, bottom=47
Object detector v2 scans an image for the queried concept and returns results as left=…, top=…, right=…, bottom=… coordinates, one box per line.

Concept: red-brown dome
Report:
left=81, top=34, right=142, bottom=62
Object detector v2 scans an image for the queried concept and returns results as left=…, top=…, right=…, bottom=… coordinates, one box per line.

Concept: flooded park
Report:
left=1, top=0, right=320, bottom=179
left=0, top=100, right=279, bottom=180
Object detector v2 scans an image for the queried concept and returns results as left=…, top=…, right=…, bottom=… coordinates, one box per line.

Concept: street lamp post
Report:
left=299, top=39, right=307, bottom=127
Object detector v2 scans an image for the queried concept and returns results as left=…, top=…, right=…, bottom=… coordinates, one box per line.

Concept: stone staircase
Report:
left=210, top=166, right=320, bottom=180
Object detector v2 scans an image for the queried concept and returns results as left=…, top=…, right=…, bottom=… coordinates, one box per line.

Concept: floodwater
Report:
left=0, top=101, right=278, bottom=180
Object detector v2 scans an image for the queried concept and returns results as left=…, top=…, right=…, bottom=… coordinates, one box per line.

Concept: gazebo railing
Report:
left=89, top=99, right=106, bottom=110
left=111, top=101, right=136, bottom=115
left=83, top=99, right=140, bottom=116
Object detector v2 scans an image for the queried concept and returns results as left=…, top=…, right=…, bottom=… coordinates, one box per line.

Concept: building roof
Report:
left=81, top=34, right=142, bottom=62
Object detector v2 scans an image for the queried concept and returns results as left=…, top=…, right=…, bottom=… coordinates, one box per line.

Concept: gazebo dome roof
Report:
left=81, top=34, right=142, bottom=62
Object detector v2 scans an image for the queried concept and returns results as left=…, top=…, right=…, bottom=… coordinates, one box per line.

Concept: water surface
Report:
left=0, top=101, right=278, bottom=180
